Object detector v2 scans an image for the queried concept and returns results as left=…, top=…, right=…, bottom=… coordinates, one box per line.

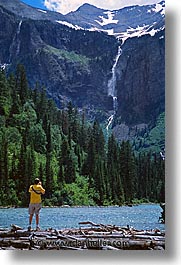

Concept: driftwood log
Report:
left=0, top=223, right=165, bottom=250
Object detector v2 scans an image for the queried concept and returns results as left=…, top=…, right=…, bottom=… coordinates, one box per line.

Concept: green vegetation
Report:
left=44, top=45, right=90, bottom=68
left=133, top=113, right=165, bottom=154
left=0, top=66, right=165, bottom=207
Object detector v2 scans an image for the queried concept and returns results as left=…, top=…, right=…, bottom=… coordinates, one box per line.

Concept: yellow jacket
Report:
left=29, top=184, right=45, bottom=204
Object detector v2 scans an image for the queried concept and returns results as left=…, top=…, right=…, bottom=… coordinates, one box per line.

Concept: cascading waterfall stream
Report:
left=17, top=20, right=22, bottom=35
left=106, top=46, right=122, bottom=131
left=16, top=20, right=22, bottom=56
left=9, top=20, right=22, bottom=63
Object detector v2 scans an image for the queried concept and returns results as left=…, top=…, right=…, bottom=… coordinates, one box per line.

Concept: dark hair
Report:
left=34, top=178, right=40, bottom=185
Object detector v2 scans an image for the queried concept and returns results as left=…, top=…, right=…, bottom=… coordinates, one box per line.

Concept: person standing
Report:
left=28, top=178, right=45, bottom=231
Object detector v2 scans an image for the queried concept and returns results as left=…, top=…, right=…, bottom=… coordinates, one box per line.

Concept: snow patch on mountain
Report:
left=0, top=63, right=10, bottom=70
left=147, top=3, right=165, bottom=16
left=105, top=29, right=114, bottom=35
left=88, top=27, right=114, bottom=36
left=153, top=3, right=163, bottom=13
left=118, top=24, right=165, bottom=44
left=38, top=9, right=47, bottom=14
left=95, top=11, right=119, bottom=26
left=56, top=20, right=83, bottom=30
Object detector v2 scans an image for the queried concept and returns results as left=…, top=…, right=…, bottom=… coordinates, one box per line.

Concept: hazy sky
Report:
left=22, top=0, right=162, bottom=14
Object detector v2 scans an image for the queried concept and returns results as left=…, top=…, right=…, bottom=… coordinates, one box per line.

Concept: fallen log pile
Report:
left=0, top=222, right=165, bottom=250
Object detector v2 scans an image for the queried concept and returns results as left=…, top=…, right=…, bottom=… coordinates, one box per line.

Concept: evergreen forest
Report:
left=0, top=66, right=165, bottom=207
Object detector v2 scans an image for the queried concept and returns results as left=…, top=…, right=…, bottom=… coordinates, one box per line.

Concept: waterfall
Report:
left=17, top=20, right=22, bottom=35
left=106, top=46, right=122, bottom=131
left=16, top=20, right=22, bottom=56
left=108, top=46, right=122, bottom=98
left=9, top=20, right=22, bottom=62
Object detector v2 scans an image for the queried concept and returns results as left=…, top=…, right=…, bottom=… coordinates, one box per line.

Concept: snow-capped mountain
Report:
left=65, top=1, right=165, bottom=42
left=0, top=0, right=165, bottom=43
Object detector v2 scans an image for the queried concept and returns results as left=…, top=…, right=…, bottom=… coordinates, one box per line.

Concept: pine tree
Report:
left=8, top=73, right=21, bottom=117
left=39, top=163, right=44, bottom=183
left=61, top=110, right=69, bottom=136
left=67, top=101, right=80, bottom=143
left=57, top=162, right=64, bottom=184
left=15, top=64, right=29, bottom=105
left=107, top=134, right=124, bottom=205
left=92, top=120, right=105, bottom=157
left=0, top=70, right=11, bottom=116
left=33, top=86, right=48, bottom=123
left=45, top=120, right=54, bottom=197
left=93, top=157, right=106, bottom=205
left=17, top=142, right=27, bottom=197
left=79, top=111, right=87, bottom=150
left=60, top=136, right=76, bottom=184
left=45, top=152, right=54, bottom=198
left=82, top=134, right=95, bottom=180
left=120, top=141, right=135, bottom=203
left=0, top=129, right=9, bottom=189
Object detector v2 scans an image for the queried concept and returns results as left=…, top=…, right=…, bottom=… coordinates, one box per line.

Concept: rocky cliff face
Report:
left=116, top=30, right=165, bottom=126
left=0, top=0, right=165, bottom=145
left=0, top=5, right=118, bottom=116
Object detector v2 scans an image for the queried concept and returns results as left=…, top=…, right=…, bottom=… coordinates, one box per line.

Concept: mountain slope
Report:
left=0, top=4, right=118, bottom=113
left=65, top=1, right=165, bottom=39
left=0, top=0, right=165, bottom=38
left=0, top=0, right=65, bottom=21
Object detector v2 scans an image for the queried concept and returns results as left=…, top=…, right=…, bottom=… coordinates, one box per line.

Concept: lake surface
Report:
left=0, top=204, right=165, bottom=231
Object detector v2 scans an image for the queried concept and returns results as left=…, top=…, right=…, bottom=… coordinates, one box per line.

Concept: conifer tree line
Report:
left=0, top=65, right=165, bottom=206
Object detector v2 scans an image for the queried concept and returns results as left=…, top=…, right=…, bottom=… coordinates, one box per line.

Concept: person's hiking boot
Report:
left=36, top=226, right=41, bottom=231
